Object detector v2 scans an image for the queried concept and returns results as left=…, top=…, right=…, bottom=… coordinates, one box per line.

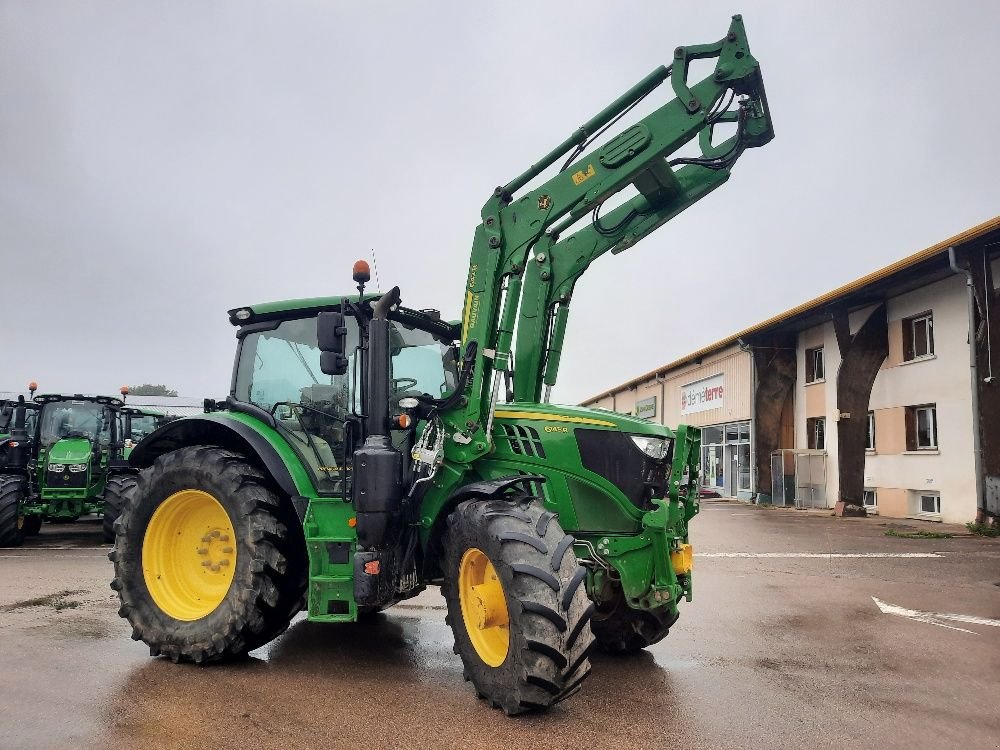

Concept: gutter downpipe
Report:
left=949, top=246, right=986, bottom=518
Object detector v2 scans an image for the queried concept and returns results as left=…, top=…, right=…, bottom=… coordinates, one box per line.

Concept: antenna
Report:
left=371, top=248, right=382, bottom=292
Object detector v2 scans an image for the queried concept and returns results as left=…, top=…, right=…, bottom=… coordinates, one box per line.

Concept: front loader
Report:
left=111, top=16, right=773, bottom=714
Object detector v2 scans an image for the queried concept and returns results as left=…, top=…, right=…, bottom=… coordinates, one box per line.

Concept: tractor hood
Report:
left=46, top=438, right=94, bottom=465
left=493, top=403, right=672, bottom=437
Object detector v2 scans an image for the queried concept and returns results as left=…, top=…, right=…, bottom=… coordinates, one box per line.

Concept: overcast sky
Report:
left=1, top=1, right=998, bottom=404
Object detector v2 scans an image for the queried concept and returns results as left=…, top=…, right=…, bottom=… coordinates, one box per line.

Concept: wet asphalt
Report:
left=1, top=504, right=998, bottom=750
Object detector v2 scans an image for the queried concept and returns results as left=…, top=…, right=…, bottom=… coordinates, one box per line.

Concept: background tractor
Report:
left=111, top=16, right=773, bottom=714
left=120, top=407, right=174, bottom=458
left=0, top=391, right=139, bottom=545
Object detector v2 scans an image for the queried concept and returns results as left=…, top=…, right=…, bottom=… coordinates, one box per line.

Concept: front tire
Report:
left=0, top=474, right=27, bottom=547
left=442, top=495, right=595, bottom=715
left=102, top=475, right=138, bottom=543
left=110, top=446, right=307, bottom=663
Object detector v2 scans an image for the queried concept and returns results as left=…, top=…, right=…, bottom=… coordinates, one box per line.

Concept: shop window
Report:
left=914, top=492, right=941, bottom=516
left=863, top=488, right=877, bottom=508
left=902, top=312, right=934, bottom=360
left=807, top=416, right=826, bottom=450
left=702, top=426, right=724, bottom=445
left=865, top=411, right=875, bottom=451
left=805, top=347, right=825, bottom=383
left=726, top=423, right=740, bottom=442
left=905, top=405, right=937, bottom=450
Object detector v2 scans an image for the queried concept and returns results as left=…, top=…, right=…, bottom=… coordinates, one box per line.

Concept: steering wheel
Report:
left=392, top=378, right=419, bottom=392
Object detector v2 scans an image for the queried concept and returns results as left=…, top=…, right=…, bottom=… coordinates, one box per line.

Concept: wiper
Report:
left=284, top=340, right=319, bottom=385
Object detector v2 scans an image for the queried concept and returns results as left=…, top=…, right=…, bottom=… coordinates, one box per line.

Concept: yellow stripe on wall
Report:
left=493, top=410, right=616, bottom=428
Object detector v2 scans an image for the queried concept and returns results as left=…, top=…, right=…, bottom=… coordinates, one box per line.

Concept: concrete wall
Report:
left=794, top=321, right=841, bottom=505
left=864, top=274, right=977, bottom=523
left=789, top=278, right=977, bottom=521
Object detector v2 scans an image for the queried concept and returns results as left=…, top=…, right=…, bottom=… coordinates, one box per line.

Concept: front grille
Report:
left=46, top=467, right=88, bottom=488
left=496, top=424, right=546, bottom=458
left=575, top=429, right=668, bottom=510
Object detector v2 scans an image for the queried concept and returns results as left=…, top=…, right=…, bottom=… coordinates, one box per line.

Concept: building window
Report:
left=902, top=312, right=934, bottom=360
left=805, top=347, right=825, bottom=383
left=807, top=416, right=826, bottom=450
left=905, top=404, right=938, bottom=450
left=916, top=492, right=941, bottom=516
left=865, top=411, right=875, bottom=451
left=863, top=488, right=877, bottom=508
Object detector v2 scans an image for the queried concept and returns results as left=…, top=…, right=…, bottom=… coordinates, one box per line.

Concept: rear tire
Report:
left=590, top=586, right=678, bottom=654
left=110, top=446, right=307, bottom=663
left=102, top=475, right=137, bottom=543
left=0, top=474, right=27, bottom=547
left=442, top=495, right=595, bottom=715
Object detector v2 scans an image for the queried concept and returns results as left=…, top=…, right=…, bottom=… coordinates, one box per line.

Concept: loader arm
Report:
left=443, top=15, right=773, bottom=462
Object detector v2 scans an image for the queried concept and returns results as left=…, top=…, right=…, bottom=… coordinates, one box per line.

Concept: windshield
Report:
left=38, top=401, right=113, bottom=447
left=390, top=322, right=459, bottom=404
left=128, top=415, right=158, bottom=440
left=235, top=316, right=360, bottom=495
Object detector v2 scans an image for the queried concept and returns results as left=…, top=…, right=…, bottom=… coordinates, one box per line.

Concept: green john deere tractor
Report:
left=120, top=407, right=174, bottom=459
left=111, top=17, right=773, bottom=714
left=0, top=392, right=139, bottom=545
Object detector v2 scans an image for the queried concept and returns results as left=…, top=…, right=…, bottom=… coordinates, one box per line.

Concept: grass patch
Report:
left=884, top=528, right=953, bottom=540
left=966, top=522, right=1000, bottom=537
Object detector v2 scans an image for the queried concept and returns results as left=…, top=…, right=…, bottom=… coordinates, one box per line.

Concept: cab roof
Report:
left=227, top=295, right=459, bottom=340
left=33, top=393, right=124, bottom=407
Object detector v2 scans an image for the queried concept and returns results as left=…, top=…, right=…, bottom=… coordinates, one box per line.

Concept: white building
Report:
left=583, top=217, right=1000, bottom=525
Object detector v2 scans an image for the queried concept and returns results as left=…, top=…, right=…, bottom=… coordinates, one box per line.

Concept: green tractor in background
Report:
left=111, top=17, right=773, bottom=714
left=121, top=406, right=174, bottom=459
left=0, top=389, right=139, bottom=545
left=0, top=397, right=39, bottom=472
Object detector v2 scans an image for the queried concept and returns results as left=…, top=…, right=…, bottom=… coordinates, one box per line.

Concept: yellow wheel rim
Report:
left=142, top=489, right=237, bottom=621
left=458, top=547, right=510, bottom=667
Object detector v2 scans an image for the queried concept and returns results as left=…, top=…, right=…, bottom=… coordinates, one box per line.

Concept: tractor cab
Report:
left=224, top=291, right=459, bottom=496
left=121, top=407, right=172, bottom=457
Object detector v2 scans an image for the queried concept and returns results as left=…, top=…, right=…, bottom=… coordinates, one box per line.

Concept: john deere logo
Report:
left=538, top=194, right=552, bottom=210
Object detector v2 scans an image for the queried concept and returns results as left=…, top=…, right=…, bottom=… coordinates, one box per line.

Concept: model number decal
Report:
left=543, top=425, right=569, bottom=433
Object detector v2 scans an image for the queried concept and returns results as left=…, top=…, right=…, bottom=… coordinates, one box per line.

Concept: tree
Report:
left=129, top=384, right=178, bottom=397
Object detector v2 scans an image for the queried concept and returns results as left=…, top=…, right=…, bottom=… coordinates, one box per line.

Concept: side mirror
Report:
left=317, top=311, right=349, bottom=376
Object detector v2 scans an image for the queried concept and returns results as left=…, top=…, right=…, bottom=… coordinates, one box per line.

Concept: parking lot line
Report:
left=699, top=552, right=943, bottom=558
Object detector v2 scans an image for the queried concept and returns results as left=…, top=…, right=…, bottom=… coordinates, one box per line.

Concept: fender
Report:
left=421, top=473, right=547, bottom=581
left=130, top=415, right=300, bottom=500
left=447, top=474, right=546, bottom=504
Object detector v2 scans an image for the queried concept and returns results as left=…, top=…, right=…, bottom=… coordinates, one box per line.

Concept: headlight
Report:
left=48, top=463, right=65, bottom=472
left=630, top=435, right=671, bottom=460
left=68, top=463, right=88, bottom=473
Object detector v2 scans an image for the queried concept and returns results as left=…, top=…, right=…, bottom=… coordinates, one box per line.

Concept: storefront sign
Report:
left=635, top=396, right=657, bottom=421
left=681, top=374, right=724, bottom=415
